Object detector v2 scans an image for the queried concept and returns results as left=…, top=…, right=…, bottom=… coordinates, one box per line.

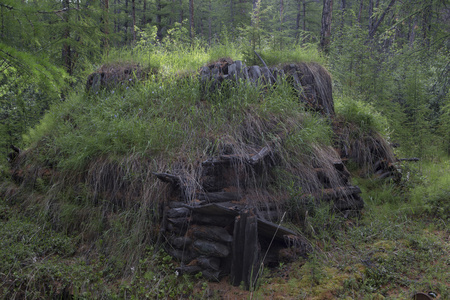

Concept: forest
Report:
left=0, top=0, right=449, bottom=299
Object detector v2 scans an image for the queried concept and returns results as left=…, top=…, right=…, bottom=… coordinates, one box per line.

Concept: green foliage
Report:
left=408, top=160, right=450, bottom=223
left=335, top=96, right=389, bottom=134
left=120, top=247, right=199, bottom=299
left=257, top=45, right=326, bottom=66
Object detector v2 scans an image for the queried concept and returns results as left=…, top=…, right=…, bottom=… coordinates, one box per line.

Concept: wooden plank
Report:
left=187, top=203, right=240, bottom=217
left=196, top=192, right=241, bottom=203
left=231, top=212, right=260, bottom=289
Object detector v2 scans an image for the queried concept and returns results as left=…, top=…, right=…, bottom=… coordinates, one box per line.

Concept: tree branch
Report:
left=369, top=0, right=396, bottom=39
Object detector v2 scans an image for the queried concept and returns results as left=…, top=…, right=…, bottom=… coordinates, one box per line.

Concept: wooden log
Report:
left=256, top=217, right=299, bottom=244
left=260, top=67, right=273, bottom=86
left=168, top=217, right=191, bottom=228
left=153, top=172, right=182, bottom=186
left=398, top=157, right=420, bottom=162
left=248, top=66, right=262, bottom=86
left=169, top=236, right=193, bottom=249
left=254, top=51, right=276, bottom=83
left=167, top=207, right=191, bottom=218
left=332, top=194, right=364, bottom=211
left=191, top=213, right=235, bottom=227
left=190, top=225, right=233, bottom=243
left=201, top=269, right=221, bottom=282
left=187, top=203, right=240, bottom=217
left=166, top=248, right=196, bottom=263
left=166, top=223, right=187, bottom=235
left=196, top=191, right=241, bottom=203
left=169, top=201, right=186, bottom=208
left=249, top=146, right=271, bottom=165
left=302, top=186, right=362, bottom=202
left=197, top=256, right=221, bottom=271
left=175, top=265, right=202, bottom=275
left=192, top=240, right=230, bottom=257
left=378, top=171, right=394, bottom=180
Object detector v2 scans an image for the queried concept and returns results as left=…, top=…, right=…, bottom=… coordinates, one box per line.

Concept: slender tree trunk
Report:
left=252, top=0, right=259, bottom=26
left=340, top=0, right=346, bottom=33
left=179, top=0, right=183, bottom=24
left=295, top=0, right=301, bottom=44
left=125, top=0, right=129, bottom=43
left=142, top=0, right=147, bottom=26
left=230, top=0, right=234, bottom=30
left=408, top=16, right=417, bottom=48
left=368, top=0, right=374, bottom=34
left=422, top=3, right=432, bottom=47
left=132, top=0, right=136, bottom=42
left=357, top=0, right=363, bottom=25
left=1, top=6, right=4, bottom=38
left=62, top=0, right=72, bottom=75
left=156, top=0, right=162, bottom=41
left=103, top=0, right=109, bottom=50
left=209, top=0, right=212, bottom=46
left=302, top=0, right=306, bottom=31
left=319, top=0, right=333, bottom=53
left=189, top=0, right=194, bottom=39
left=279, top=0, right=284, bottom=50
left=114, top=0, right=119, bottom=35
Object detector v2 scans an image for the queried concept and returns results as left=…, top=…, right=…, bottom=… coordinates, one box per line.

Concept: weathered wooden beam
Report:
left=196, top=192, right=241, bottom=203
left=231, top=211, right=260, bottom=289
left=152, top=172, right=182, bottom=185
left=249, top=146, right=271, bottom=165
left=398, top=157, right=420, bottom=162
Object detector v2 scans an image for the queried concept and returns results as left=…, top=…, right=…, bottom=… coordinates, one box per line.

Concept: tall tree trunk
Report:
left=1, top=5, right=4, bottom=38
left=179, top=0, right=183, bottom=24
left=62, top=0, right=72, bottom=75
left=230, top=0, right=234, bottom=31
left=189, top=0, right=194, bottom=39
left=132, top=0, right=136, bottom=42
left=142, top=0, right=147, bottom=26
left=408, top=16, right=417, bottom=48
left=302, top=0, right=306, bottom=31
left=209, top=0, right=212, bottom=46
left=357, top=0, right=363, bottom=25
left=422, top=3, right=432, bottom=47
left=156, top=0, right=162, bottom=41
left=295, top=0, right=301, bottom=44
left=368, top=0, right=374, bottom=34
left=279, top=0, right=284, bottom=50
left=103, top=0, right=109, bottom=50
left=340, top=0, right=346, bottom=31
left=125, top=0, right=129, bottom=43
left=319, top=0, right=333, bottom=53
left=252, top=0, right=259, bottom=26
left=114, top=0, right=119, bottom=35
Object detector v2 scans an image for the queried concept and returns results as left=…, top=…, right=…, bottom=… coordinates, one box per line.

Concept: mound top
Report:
left=86, top=62, right=153, bottom=92
left=199, top=58, right=335, bottom=116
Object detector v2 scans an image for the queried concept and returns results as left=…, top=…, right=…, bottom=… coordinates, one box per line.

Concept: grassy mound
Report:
left=3, top=50, right=444, bottom=298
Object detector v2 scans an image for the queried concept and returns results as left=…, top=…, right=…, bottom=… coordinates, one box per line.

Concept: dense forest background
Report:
left=1, top=0, right=449, bottom=161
